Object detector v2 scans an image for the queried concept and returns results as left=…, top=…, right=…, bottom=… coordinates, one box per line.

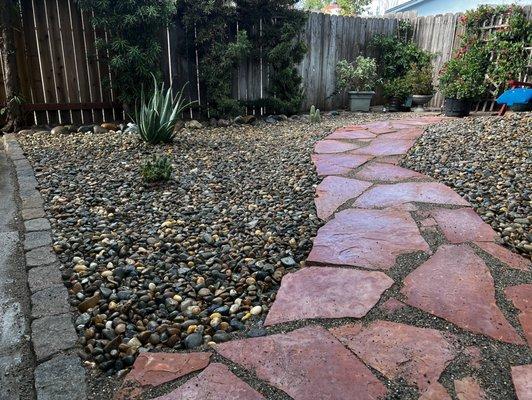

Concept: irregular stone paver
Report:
left=307, top=208, right=430, bottom=270
left=474, top=241, right=531, bottom=271
left=129, top=352, right=211, bottom=385
left=379, top=298, right=406, bottom=314
left=374, top=155, right=402, bottom=164
left=216, top=326, right=387, bottom=400
left=401, top=245, right=524, bottom=345
left=264, top=267, right=393, bottom=326
left=352, top=138, right=415, bottom=156
left=378, top=128, right=425, bottom=140
left=154, top=363, right=264, bottom=400
left=364, top=121, right=397, bottom=134
left=354, top=162, right=426, bottom=182
left=311, top=153, right=373, bottom=176
left=330, top=321, right=457, bottom=390
left=454, top=377, right=486, bottom=400
left=314, top=140, right=361, bottom=154
left=419, top=383, right=452, bottom=400
left=354, top=182, right=470, bottom=208
left=327, top=129, right=376, bottom=140
left=115, top=352, right=211, bottom=400
left=505, top=284, right=532, bottom=348
left=431, top=208, right=497, bottom=243
left=511, top=364, right=532, bottom=400
left=314, top=176, right=372, bottom=219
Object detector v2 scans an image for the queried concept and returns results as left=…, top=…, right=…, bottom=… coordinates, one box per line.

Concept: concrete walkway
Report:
left=110, top=118, right=530, bottom=399
left=0, top=139, right=35, bottom=400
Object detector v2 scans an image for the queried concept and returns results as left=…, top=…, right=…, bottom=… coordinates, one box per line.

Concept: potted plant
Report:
left=439, top=45, right=489, bottom=117
left=383, top=77, right=410, bottom=112
left=336, top=56, right=378, bottom=112
left=406, top=63, right=435, bottom=112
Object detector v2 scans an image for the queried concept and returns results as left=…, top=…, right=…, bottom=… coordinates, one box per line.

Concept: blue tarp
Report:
left=496, top=88, right=532, bottom=106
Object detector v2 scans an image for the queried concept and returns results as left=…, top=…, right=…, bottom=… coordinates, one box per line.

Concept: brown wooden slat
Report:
left=45, top=0, right=70, bottom=123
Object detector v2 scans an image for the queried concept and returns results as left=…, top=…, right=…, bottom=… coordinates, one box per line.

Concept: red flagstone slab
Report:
left=419, top=383, right=452, bottom=400
left=153, top=363, right=264, bottom=400
left=505, top=284, right=532, bottom=348
left=431, top=208, right=497, bottom=243
left=330, top=321, right=457, bottom=390
left=264, top=267, right=393, bottom=326
left=474, top=241, right=531, bottom=271
left=327, top=129, right=376, bottom=140
left=307, top=208, right=430, bottom=270
left=379, top=298, right=407, bottom=314
left=355, top=162, right=426, bottom=182
left=454, top=377, right=486, bottom=400
left=353, top=182, right=470, bottom=209
left=401, top=244, right=524, bottom=345
left=311, top=153, right=373, bottom=176
left=364, top=121, right=396, bottom=134
left=114, top=352, right=211, bottom=400
left=315, top=176, right=372, bottom=219
left=352, top=138, right=415, bottom=157
left=314, top=140, right=361, bottom=154
left=378, top=128, right=425, bottom=140
left=216, top=326, right=387, bottom=400
left=511, top=364, right=532, bottom=400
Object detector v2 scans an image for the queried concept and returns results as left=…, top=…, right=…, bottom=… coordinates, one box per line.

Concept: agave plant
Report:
left=135, top=75, right=196, bottom=144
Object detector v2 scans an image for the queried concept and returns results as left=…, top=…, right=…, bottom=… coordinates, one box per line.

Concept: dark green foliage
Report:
left=370, top=27, right=432, bottom=82
left=440, top=5, right=530, bottom=101
left=237, top=0, right=307, bottom=115
left=176, top=0, right=251, bottom=118
left=76, top=0, right=176, bottom=106
left=141, top=155, right=173, bottom=182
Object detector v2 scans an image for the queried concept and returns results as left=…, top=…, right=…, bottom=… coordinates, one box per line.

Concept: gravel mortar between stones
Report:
left=401, top=113, right=531, bottom=259
left=3, top=135, right=88, bottom=400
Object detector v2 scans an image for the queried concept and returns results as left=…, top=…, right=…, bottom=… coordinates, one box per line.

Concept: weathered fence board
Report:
left=2, top=3, right=531, bottom=126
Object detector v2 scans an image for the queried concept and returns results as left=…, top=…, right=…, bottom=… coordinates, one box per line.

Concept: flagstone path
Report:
left=114, top=117, right=531, bottom=400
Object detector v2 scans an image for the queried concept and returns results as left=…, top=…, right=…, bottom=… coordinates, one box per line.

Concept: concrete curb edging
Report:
left=3, top=134, right=88, bottom=400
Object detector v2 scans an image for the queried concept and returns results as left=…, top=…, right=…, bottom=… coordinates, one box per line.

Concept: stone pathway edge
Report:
left=3, top=134, right=88, bottom=400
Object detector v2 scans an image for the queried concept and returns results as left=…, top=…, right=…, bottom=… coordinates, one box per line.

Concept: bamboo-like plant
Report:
left=135, top=75, right=196, bottom=144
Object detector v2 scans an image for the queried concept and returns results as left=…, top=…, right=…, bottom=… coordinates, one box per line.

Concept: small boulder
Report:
left=93, top=125, right=109, bottom=134
left=264, top=115, right=277, bottom=124
left=77, top=125, right=94, bottom=133
left=185, top=120, right=203, bottom=130
left=218, top=119, right=231, bottom=127
left=234, top=115, right=256, bottom=125
left=51, top=125, right=71, bottom=135
left=101, top=122, right=118, bottom=131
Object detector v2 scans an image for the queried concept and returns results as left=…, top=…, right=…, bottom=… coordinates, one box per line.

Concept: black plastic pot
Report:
left=443, top=98, right=471, bottom=117
left=388, top=97, right=404, bottom=112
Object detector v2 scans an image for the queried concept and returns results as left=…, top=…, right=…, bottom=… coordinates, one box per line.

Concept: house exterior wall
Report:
left=388, top=0, right=532, bottom=16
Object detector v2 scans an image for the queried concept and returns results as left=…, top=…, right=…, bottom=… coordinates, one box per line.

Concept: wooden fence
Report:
left=1, top=3, right=531, bottom=125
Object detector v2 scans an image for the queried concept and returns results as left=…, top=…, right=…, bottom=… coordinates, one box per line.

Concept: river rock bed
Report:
left=17, top=112, right=411, bottom=374
left=401, top=113, right=531, bottom=259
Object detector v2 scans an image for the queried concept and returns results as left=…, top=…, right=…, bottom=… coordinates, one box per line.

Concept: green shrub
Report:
left=336, top=56, right=378, bottom=92
left=76, top=0, right=176, bottom=106
left=439, top=44, right=490, bottom=100
left=141, top=155, right=173, bottom=182
left=404, top=63, right=434, bottom=95
left=135, top=76, right=196, bottom=144
left=383, top=77, right=410, bottom=100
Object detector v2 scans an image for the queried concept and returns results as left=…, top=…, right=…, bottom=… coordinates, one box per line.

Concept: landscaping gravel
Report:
left=17, top=111, right=410, bottom=374
left=402, top=113, right=531, bottom=259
